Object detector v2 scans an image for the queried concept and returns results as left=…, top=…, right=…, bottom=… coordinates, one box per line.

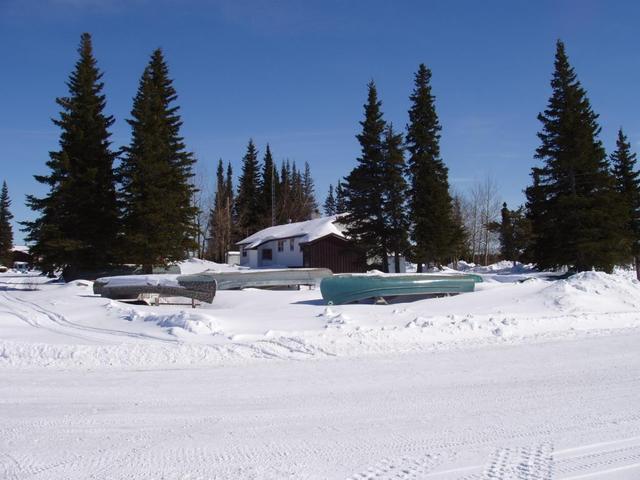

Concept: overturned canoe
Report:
left=209, top=268, right=332, bottom=290
left=320, top=273, right=483, bottom=305
left=93, top=274, right=217, bottom=304
left=93, top=268, right=332, bottom=304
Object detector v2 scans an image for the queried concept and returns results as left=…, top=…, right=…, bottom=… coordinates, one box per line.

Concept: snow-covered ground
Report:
left=1, top=260, right=640, bottom=478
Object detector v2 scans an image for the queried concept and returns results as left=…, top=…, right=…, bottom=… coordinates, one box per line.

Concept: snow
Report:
left=10, top=245, right=29, bottom=254
left=237, top=214, right=344, bottom=249
left=177, top=257, right=244, bottom=274
left=2, top=262, right=640, bottom=477
left=2, top=264, right=640, bottom=368
left=2, top=333, right=639, bottom=478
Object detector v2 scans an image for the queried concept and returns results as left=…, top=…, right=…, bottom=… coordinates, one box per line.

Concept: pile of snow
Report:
left=237, top=215, right=343, bottom=249
left=541, top=271, right=640, bottom=311
left=458, top=260, right=536, bottom=274
left=178, top=258, right=243, bottom=274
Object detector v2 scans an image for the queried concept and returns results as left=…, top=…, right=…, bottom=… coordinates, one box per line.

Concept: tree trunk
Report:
left=635, top=256, right=640, bottom=281
left=394, top=252, right=400, bottom=273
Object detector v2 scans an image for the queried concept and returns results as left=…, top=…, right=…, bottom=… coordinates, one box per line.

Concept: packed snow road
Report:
left=2, top=332, right=640, bottom=479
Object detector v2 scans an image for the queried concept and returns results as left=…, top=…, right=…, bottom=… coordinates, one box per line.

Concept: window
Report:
left=289, top=238, right=295, bottom=251
left=241, top=248, right=247, bottom=257
left=262, top=248, right=273, bottom=260
left=277, top=240, right=284, bottom=252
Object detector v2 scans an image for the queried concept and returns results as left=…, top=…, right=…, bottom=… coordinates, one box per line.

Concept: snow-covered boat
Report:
left=93, top=273, right=218, bottom=304
left=320, top=273, right=483, bottom=305
left=93, top=268, right=332, bottom=304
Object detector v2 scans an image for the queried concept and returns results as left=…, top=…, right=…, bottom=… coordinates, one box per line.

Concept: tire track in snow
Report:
left=0, top=453, right=20, bottom=480
left=481, top=443, right=553, bottom=479
left=427, top=436, right=640, bottom=479
left=4, top=293, right=177, bottom=344
left=346, top=453, right=441, bottom=480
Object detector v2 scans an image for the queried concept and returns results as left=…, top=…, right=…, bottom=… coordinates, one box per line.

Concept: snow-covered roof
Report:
left=11, top=245, right=29, bottom=254
left=237, top=215, right=345, bottom=249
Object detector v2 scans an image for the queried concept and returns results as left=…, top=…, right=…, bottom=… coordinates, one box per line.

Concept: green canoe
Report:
left=320, top=273, right=483, bottom=305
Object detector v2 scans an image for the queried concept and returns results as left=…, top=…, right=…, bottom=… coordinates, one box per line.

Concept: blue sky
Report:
left=2, top=0, right=640, bottom=243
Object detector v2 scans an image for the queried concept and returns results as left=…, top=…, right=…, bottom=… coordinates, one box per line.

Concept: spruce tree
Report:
left=324, top=184, right=336, bottom=216
left=261, top=144, right=277, bottom=228
left=119, top=48, right=198, bottom=272
left=610, top=128, right=640, bottom=278
left=277, top=160, right=292, bottom=224
left=335, top=180, right=347, bottom=214
left=450, top=194, right=469, bottom=267
left=343, top=81, right=388, bottom=270
left=406, top=64, right=455, bottom=270
left=498, top=202, right=516, bottom=263
left=236, top=139, right=262, bottom=237
left=492, top=203, right=531, bottom=266
left=24, top=33, right=119, bottom=274
left=381, top=124, right=409, bottom=272
left=0, top=181, right=14, bottom=266
left=207, top=160, right=227, bottom=262
left=525, top=41, right=626, bottom=272
left=225, top=162, right=237, bottom=245
left=301, top=162, right=318, bottom=219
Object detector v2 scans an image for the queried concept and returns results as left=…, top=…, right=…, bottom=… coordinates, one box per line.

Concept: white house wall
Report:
left=239, top=237, right=305, bottom=268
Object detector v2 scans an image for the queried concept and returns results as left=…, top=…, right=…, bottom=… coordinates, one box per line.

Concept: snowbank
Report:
left=2, top=267, right=640, bottom=369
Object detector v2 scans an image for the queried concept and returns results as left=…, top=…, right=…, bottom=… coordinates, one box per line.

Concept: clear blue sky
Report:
left=2, top=0, right=640, bottom=244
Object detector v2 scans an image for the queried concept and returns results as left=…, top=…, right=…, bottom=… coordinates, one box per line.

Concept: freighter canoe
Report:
left=320, top=273, right=483, bottom=305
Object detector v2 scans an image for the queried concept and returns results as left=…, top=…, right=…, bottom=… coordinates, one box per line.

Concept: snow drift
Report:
left=2, top=265, right=640, bottom=368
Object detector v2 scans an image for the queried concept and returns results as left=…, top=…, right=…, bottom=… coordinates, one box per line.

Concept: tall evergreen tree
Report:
left=343, top=81, right=388, bottom=270
left=525, top=40, right=626, bottom=272
left=207, top=160, right=236, bottom=263
left=335, top=180, right=347, bottom=214
left=498, top=202, right=516, bottom=262
left=492, top=203, right=531, bottom=266
left=207, top=160, right=227, bottom=262
left=236, top=139, right=262, bottom=237
left=324, top=184, right=336, bottom=216
left=260, top=144, right=277, bottom=228
left=301, top=162, right=319, bottom=219
left=0, top=181, right=14, bottom=266
left=225, top=162, right=238, bottom=245
left=118, top=48, right=198, bottom=272
left=405, top=64, right=455, bottom=270
left=381, top=124, right=409, bottom=272
left=24, top=33, right=119, bottom=274
left=610, top=128, right=640, bottom=278
left=450, top=194, right=469, bottom=267
left=277, top=160, right=292, bottom=224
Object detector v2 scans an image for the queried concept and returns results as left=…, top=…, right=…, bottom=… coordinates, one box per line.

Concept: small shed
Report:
left=300, top=233, right=366, bottom=273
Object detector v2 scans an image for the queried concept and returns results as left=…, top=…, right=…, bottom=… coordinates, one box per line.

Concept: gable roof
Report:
left=237, top=215, right=345, bottom=249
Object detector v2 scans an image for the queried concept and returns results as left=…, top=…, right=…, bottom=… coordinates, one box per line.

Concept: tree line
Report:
left=206, top=142, right=318, bottom=263
left=12, top=35, right=640, bottom=277
left=320, top=40, right=640, bottom=277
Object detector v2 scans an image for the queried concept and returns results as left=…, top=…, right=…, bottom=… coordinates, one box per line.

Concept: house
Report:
left=11, top=246, right=32, bottom=266
left=236, top=215, right=366, bottom=273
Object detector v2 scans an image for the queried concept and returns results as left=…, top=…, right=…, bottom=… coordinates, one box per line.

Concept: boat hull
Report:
left=320, top=273, right=482, bottom=305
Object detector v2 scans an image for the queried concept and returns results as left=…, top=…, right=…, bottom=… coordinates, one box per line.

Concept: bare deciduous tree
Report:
left=458, top=176, right=501, bottom=265
left=191, top=162, right=215, bottom=259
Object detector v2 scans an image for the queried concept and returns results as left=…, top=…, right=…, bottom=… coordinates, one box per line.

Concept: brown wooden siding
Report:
left=301, top=235, right=366, bottom=273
